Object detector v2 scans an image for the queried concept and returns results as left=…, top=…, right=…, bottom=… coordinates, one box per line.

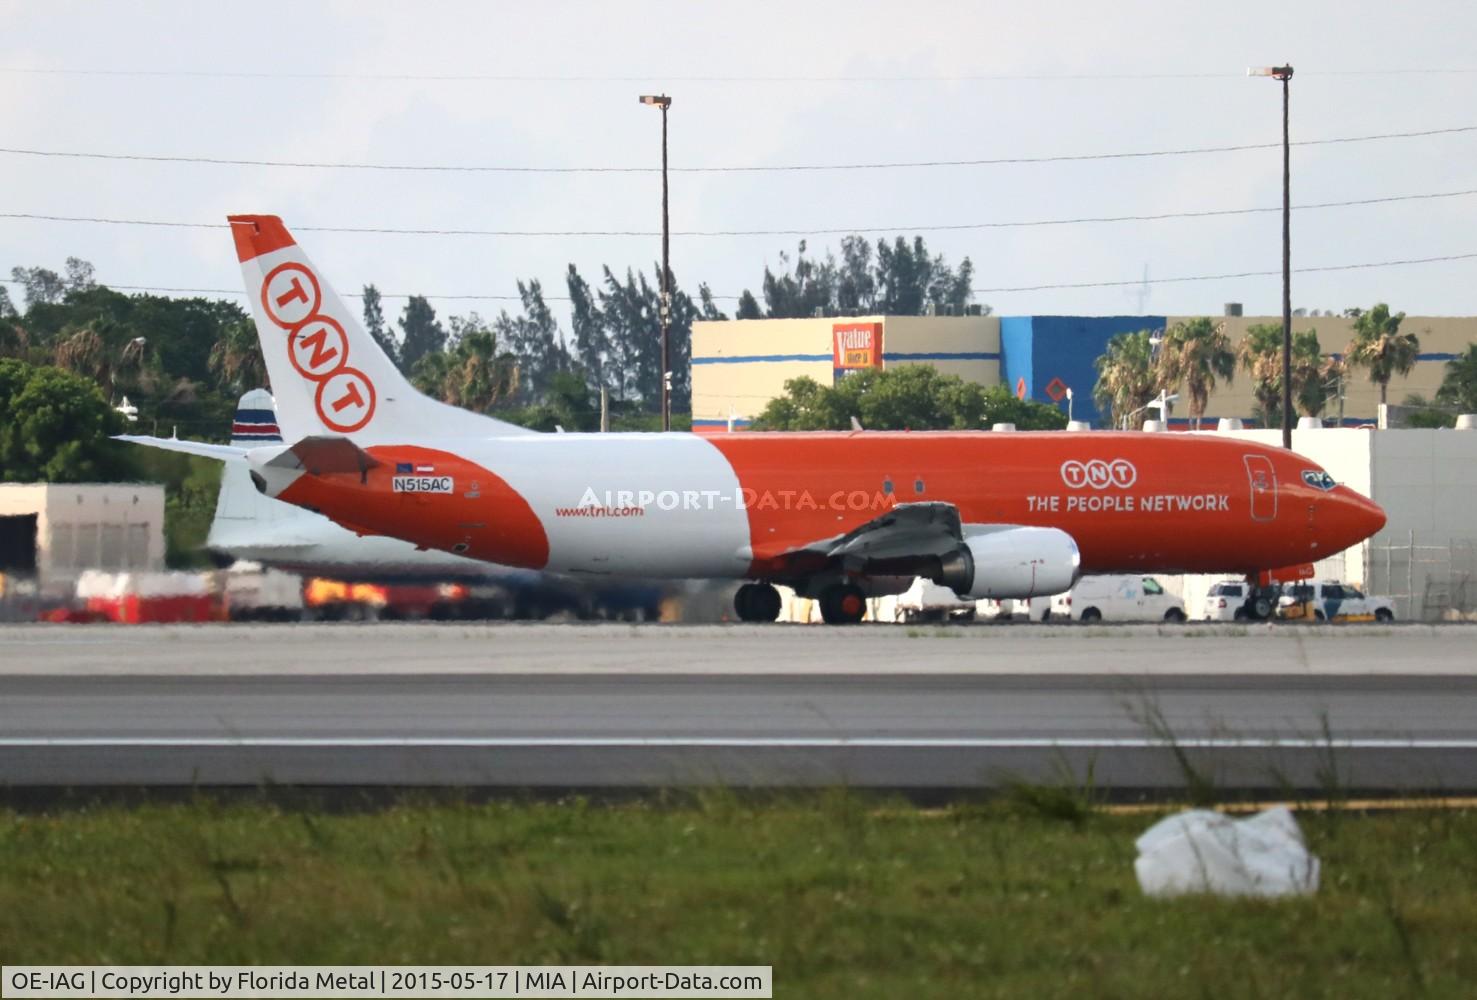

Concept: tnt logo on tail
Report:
left=260, top=262, right=376, bottom=433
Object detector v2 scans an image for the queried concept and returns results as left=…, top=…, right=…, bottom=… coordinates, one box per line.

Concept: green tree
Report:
left=735, top=290, right=763, bottom=320
left=1093, top=329, right=1162, bottom=430
left=1435, top=343, right=1477, bottom=412
left=397, top=295, right=447, bottom=373
left=567, top=264, right=609, bottom=392
left=1345, top=303, right=1419, bottom=405
left=1236, top=323, right=1285, bottom=427
left=1237, top=324, right=1338, bottom=425
left=760, top=242, right=838, bottom=319
left=735, top=235, right=980, bottom=318
left=1158, top=318, right=1235, bottom=430
left=495, top=280, right=573, bottom=404
left=361, top=284, right=400, bottom=368
left=0, top=359, right=130, bottom=482
left=207, top=317, right=266, bottom=398
left=750, top=367, right=1063, bottom=431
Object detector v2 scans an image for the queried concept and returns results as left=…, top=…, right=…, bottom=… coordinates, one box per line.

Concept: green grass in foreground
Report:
left=2, top=795, right=1475, bottom=998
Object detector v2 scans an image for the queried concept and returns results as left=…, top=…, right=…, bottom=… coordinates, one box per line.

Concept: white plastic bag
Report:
left=1134, top=806, right=1320, bottom=898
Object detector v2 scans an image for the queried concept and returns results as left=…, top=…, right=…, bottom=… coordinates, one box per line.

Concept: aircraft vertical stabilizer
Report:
left=228, top=214, right=536, bottom=444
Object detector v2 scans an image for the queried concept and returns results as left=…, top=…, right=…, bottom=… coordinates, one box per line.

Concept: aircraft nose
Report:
left=1334, top=489, right=1386, bottom=546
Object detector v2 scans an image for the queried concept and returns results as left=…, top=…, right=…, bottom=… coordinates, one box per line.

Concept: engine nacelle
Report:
left=935, top=526, right=1081, bottom=600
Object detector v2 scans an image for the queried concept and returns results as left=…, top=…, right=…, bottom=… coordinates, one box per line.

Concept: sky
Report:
left=3, top=0, right=1477, bottom=330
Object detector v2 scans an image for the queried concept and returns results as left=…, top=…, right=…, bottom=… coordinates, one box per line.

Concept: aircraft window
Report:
left=882, top=479, right=894, bottom=495
left=914, top=478, right=925, bottom=495
left=1142, top=579, right=1164, bottom=595
left=1301, top=470, right=1337, bottom=491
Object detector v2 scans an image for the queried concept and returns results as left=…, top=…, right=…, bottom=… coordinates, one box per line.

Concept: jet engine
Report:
left=935, top=526, right=1081, bottom=599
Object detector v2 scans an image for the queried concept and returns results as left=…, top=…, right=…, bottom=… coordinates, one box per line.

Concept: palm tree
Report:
left=1291, top=330, right=1337, bottom=418
left=53, top=328, right=111, bottom=387
left=451, top=329, right=520, bottom=412
left=1344, top=303, right=1419, bottom=405
left=1158, top=318, right=1235, bottom=430
left=1236, top=323, right=1285, bottom=427
left=1435, top=343, right=1477, bottom=412
left=208, top=318, right=268, bottom=396
left=1093, top=329, right=1162, bottom=430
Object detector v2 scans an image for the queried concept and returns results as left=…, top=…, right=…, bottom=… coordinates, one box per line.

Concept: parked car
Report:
left=1048, top=575, right=1187, bottom=623
left=1200, top=579, right=1279, bottom=621
left=1276, top=580, right=1395, bottom=622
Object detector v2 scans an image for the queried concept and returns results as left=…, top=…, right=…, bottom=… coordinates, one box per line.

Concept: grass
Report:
left=2, top=795, right=1476, bottom=997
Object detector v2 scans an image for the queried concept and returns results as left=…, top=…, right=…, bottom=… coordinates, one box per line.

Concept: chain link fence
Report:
left=1366, top=533, right=1477, bottom=622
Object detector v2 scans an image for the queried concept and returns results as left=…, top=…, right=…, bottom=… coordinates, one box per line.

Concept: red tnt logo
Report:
left=260, top=262, right=376, bottom=433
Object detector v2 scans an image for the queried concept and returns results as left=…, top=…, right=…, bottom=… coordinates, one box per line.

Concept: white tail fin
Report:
left=228, top=215, right=536, bottom=443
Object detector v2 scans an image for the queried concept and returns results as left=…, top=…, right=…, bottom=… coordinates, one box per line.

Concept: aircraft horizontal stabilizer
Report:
left=268, top=435, right=381, bottom=476
left=114, top=435, right=248, bottom=462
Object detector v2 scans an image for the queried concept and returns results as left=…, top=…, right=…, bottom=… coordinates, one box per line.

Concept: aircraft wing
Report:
left=114, top=435, right=247, bottom=461
left=755, top=501, right=965, bottom=577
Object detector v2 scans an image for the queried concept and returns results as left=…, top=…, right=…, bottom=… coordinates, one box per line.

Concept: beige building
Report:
left=692, top=312, right=1475, bottom=431
left=692, top=314, right=1000, bottom=430
left=0, top=483, right=166, bottom=597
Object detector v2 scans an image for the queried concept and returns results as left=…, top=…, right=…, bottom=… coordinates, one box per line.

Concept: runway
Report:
left=4, top=667, right=1477, bottom=792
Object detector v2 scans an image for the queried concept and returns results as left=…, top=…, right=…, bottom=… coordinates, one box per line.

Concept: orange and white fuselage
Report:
left=264, top=430, right=1383, bottom=581
left=123, top=215, right=1386, bottom=617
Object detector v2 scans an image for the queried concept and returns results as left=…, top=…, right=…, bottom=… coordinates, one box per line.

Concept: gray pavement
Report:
left=3, top=670, right=1476, bottom=791
left=1, top=621, right=1475, bottom=675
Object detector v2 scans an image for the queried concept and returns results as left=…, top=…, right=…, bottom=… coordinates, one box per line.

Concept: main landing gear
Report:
left=818, top=582, right=868, bottom=625
left=734, top=582, right=783, bottom=623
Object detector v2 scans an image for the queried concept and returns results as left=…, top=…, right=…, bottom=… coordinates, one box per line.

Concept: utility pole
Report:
left=639, top=94, right=673, bottom=431
left=1250, top=64, right=1295, bottom=449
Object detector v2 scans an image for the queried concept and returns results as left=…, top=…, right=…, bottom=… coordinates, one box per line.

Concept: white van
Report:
left=1049, top=575, right=1187, bottom=623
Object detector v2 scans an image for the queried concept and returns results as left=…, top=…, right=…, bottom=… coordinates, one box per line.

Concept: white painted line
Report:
left=0, top=737, right=1474, bottom=749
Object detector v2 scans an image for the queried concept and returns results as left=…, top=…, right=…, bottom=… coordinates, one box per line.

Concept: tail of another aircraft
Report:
left=208, top=390, right=311, bottom=553
left=228, top=214, right=536, bottom=444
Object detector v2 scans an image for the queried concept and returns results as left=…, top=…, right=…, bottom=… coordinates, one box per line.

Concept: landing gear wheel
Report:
left=734, top=582, right=783, bottom=623
left=1252, top=596, right=1273, bottom=620
left=819, top=583, right=868, bottom=625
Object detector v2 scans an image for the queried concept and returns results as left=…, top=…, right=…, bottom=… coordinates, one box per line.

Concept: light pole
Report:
left=1249, top=64, right=1295, bottom=449
left=639, top=93, right=673, bottom=432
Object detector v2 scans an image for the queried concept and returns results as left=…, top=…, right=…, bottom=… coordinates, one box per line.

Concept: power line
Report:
left=4, top=187, right=1476, bottom=238
left=6, top=66, right=1477, bottom=82
left=2, top=124, right=1474, bottom=174
left=972, top=252, right=1477, bottom=293
left=4, top=251, right=1474, bottom=302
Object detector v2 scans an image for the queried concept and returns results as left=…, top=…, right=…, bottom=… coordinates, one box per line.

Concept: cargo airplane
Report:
left=121, top=216, right=1387, bottom=624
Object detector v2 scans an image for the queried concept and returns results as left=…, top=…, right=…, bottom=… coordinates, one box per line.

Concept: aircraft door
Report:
left=1243, top=455, right=1278, bottom=522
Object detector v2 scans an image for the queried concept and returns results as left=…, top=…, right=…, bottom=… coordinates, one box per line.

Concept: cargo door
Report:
left=1243, top=455, right=1278, bottom=522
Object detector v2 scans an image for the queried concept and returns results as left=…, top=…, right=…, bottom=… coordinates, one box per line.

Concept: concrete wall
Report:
left=0, top=484, right=166, bottom=593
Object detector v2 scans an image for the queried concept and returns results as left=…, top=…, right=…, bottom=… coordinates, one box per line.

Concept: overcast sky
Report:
left=4, top=0, right=1476, bottom=329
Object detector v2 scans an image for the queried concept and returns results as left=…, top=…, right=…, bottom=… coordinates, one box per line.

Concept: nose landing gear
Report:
left=734, top=582, right=783, bottom=623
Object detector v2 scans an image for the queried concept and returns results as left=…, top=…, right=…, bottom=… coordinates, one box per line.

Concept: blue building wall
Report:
left=1008, top=315, right=1164, bottom=425
left=999, top=317, right=1034, bottom=405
